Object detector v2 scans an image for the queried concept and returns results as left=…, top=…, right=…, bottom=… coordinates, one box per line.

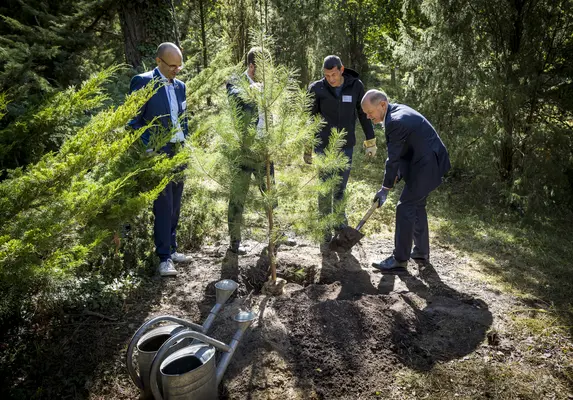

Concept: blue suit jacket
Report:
left=383, top=103, right=451, bottom=196
left=128, top=67, right=188, bottom=147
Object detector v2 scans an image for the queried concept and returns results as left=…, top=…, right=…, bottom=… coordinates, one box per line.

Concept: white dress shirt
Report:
left=158, top=69, right=185, bottom=143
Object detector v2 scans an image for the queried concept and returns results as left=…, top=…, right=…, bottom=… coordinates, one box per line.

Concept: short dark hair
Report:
left=246, top=47, right=263, bottom=66
left=323, top=55, right=342, bottom=70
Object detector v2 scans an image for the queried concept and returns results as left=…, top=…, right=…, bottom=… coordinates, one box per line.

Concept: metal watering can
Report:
left=149, top=310, right=256, bottom=399
left=126, top=279, right=241, bottom=399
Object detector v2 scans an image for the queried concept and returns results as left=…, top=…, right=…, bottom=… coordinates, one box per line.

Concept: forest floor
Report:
left=6, top=231, right=570, bottom=399
left=2, top=148, right=573, bottom=399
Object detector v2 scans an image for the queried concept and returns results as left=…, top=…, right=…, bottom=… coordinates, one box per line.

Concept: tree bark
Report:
left=198, top=0, right=208, bottom=70
left=118, top=0, right=180, bottom=68
left=265, top=155, right=276, bottom=282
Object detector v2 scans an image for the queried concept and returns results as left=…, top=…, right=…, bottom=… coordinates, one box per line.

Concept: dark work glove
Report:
left=373, top=187, right=390, bottom=208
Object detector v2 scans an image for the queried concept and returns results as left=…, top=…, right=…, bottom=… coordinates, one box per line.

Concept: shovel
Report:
left=328, top=200, right=379, bottom=252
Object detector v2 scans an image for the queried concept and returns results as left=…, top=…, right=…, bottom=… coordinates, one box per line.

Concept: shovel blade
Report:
left=328, top=227, right=365, bottom=252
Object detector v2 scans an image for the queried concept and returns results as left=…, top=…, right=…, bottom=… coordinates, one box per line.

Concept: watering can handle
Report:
left=149, top=330, right=232, bottom=400
left=356, top=201, right=379, bottom=231
left=126, top=315, right=204, bottom=390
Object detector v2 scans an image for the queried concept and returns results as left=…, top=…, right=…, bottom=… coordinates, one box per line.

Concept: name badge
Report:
left=181, top=100, right=187, bottom=110
left=342, top=95, right=352, bottom=103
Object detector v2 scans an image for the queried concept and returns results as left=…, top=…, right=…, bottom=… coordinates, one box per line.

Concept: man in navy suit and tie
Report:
left=361, top=89, right=451, bottom=271
left=128, top=42, right=191, bottom=277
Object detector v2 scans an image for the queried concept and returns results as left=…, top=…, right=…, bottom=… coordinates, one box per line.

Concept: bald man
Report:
left=361, top=90, right=451, bottom=271
left=128, top=42, right=191, bottom=277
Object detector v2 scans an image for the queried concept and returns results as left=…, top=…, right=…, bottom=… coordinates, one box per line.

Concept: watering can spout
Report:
left=202, top=279, right=239, bottom=333
left=215, top=311, right=257, bottom=385
left=215, top=279, right=239, bottom=305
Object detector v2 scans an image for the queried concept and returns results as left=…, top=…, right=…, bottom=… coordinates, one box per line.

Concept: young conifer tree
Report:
left=203, top=31, right=349, bottom=288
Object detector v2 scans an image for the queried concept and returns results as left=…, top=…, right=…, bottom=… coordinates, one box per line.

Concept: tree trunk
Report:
left=498, top=91, right=515, bottom=181
left=198, top=0, right=211, bottom=105
left=118, top=0, right=180, bottom=68
left=499, top=133, right=514, bottom=181
left=198, top=0, right=208, bottom=69
left=265, top=155, right=276, bottom=282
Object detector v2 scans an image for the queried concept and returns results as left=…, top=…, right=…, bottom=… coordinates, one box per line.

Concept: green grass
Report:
left=429, top=180, right=573, bottom=332
left=392, top=359, right=571, bottom=399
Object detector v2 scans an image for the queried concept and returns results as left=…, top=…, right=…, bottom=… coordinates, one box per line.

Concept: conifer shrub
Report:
left=0, top=66, right=191, bottom=323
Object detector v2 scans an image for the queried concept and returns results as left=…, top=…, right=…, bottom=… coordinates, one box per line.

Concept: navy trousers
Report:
left=153, top=143, right=185, bottom=262
left=153, top=179, right=184, bottom=262
left=393, top=185, right=429, bottom=262
left=317, top=146, right=353, bottom=226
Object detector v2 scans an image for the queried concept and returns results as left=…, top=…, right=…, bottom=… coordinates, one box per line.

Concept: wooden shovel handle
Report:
left=356, top=201, right=379, bottom=231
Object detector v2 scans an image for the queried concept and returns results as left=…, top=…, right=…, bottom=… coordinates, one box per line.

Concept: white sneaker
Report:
left=171, top=252, right=192, bottom=263
left=158, top=259, right=178, bottom=276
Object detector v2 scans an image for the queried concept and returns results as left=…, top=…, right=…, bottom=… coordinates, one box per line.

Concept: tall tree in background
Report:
left=118, top=0, right=180, bottom=68
left=363, top=0, right=423, bottom=87
left=179, top=0, right=218, bottom=70
left=0, top=0, right=122, bottom=170
left=268, top=0, right=321, bottom=86
left=316, top=0, right=382, bottom=76
left=397, top=0, right=573, bottom=209
left=220, top=0, right=258, bottom=64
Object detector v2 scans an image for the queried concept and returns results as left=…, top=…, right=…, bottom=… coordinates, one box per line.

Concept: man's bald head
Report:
left=361, top=89, right=389, bottom=125
left=156, top=42, right=182, bottom=58
left=155, top=42, right=183, bottom=80
left=362, top=89, right=388, bottom=106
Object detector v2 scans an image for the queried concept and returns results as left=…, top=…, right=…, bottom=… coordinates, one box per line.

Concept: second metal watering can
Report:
left=126, top=279, right=239, bottom=399
left=149, top=310, right=257, bottom=400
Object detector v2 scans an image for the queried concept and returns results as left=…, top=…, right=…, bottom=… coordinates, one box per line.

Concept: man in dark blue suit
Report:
left=128, top=42, right=191, bottom=277
left=361, top=89, right=451, bottom=271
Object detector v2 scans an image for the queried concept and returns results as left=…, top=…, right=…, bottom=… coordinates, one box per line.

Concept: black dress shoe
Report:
left=372, top=256, right=408, bottom=271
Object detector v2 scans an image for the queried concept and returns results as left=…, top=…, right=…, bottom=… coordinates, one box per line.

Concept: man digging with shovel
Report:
left=360, top=89, right=451, bottom=271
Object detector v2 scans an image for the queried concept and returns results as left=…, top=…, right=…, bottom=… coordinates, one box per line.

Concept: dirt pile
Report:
left=200, top=239, right=493, bottom=399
